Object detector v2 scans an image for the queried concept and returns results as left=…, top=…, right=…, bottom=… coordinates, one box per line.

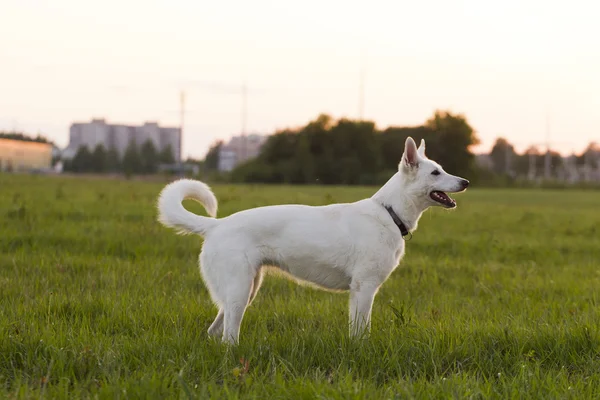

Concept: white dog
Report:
left=157, top=137, right=469, bottom=344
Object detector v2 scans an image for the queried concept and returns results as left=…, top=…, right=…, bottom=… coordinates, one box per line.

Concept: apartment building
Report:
left=63, top=119, right=181, bottom=162
left=218, top=133, right=267, bottom=171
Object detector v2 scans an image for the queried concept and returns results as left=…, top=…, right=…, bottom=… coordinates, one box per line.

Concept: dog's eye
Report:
left=431, top=170, right=440, bottom=176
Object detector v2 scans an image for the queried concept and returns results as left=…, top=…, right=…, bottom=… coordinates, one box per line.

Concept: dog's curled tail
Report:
left=157, top=179, right=218, bottom=236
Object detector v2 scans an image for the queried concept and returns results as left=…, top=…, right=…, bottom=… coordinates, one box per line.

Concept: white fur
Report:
left=156, top=137, right=469, bottom=344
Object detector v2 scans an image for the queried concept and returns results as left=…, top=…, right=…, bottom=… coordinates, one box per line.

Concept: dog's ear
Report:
left=417, top=139, right=426, bottom=157
left=401, top=137, right=419, bottom=170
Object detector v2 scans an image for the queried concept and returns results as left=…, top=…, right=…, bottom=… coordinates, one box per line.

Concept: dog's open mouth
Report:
left=430, top=191, right=456, bottom=208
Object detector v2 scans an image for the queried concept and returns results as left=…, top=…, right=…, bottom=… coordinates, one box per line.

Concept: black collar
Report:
left=383, top=205, right=412, bottom=240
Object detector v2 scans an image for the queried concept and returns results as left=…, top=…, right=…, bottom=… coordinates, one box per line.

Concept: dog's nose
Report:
left=461, top=179, right=470, bottom=189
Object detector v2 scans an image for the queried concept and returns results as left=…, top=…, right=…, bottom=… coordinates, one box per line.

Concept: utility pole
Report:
left=504, top=145, right=512, bottom=176
left=358, top=48, right=366, bottom=120
left=544, top=112, right=551, bottom=180
left=241, top=80, right=248, bottom=162
left=358, top=66, right=365, bottom=120
left=528, top=151, right=536, bottom=181
left=179, top=90, right=185, bottom=176
left=584, top=148, right=592, bottom=182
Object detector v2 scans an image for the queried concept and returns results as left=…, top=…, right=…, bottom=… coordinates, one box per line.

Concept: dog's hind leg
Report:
left=217, top=256, right=260, bottom=344
left=221, top=278, right=253, bottom=345
left=207, top=309, right=224, bottom=338
left=215, top=269, right=261, bottom=342
left=201, top=246, right=260, bottom=344
left=200, top=249, right=226, bottom=338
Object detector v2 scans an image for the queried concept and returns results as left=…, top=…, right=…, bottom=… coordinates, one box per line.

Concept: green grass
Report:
left=1, top=173, right=600, bottom=399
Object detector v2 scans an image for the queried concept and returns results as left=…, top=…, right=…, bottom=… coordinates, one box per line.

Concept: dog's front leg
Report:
left=348, top=281, right=379, bottom=338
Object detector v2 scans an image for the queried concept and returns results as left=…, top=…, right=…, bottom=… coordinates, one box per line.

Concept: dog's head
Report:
left=398, top=137, right=469, bottom=209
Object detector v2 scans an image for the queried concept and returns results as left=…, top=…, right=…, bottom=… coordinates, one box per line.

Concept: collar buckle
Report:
left=383, top=205, right=412, bottom=241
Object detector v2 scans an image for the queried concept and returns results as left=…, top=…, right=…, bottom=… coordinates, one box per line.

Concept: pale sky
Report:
left=1, top=0, right=599, bottom=159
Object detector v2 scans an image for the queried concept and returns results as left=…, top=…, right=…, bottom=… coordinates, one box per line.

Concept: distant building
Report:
left=63, top=119, right=181, bottom=162
left=218, top=133, right=267, bottom=171
left=0, top=138, right=53, bottom=172
left=475, top=148, right=600, bottom=184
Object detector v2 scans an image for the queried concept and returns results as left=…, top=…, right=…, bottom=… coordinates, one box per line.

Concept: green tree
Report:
left=292, top=134, right=315, bottom=183
left=377, top=126, right=434, bottom=172
left=159, top=144, right=176, bottom=164
left=230, top=112, right=479, bottom=185
left=122, top=140, right=142, bottom=175
left=106, top=147, right=121, bottom=173
left=71, top=146, right=93, bottom=173
left=425, top=110, right=480, bottom=177
left=329, top=119, right=380, bottom=184
left=91, top=144, right=108, bottom=173
left=490, top=138, right=517, bottom=175
left=576, top=142, right=600, bottom=168
left=140, top=139, right=159, bottom=174
left=204, top=140, right=223, bottom=171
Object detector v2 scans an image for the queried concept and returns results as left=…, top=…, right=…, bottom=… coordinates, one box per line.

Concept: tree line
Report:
left=63, top=139, right=175, bottom=174
left=211, top=110, right=480, bottom=185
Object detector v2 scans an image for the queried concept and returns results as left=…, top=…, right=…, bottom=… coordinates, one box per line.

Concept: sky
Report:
left=1, top=0, right=599, bottom=159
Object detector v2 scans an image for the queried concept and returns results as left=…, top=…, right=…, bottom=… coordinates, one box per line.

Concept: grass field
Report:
left=1, top=173, right=600, bottom=399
